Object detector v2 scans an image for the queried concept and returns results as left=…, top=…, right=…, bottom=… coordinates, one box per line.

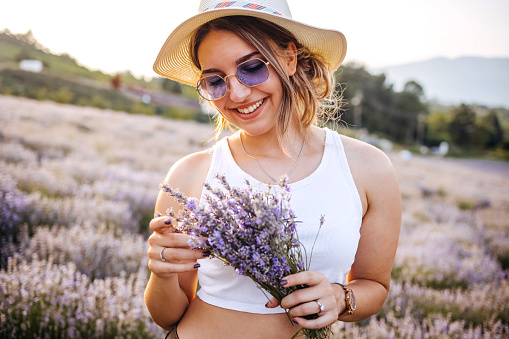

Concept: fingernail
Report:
left=194, top=263, right=201, bottom=269
left=164, top=218, right=172, bottom=225
left=280, top=279, right=288, bottom=286
left=202, top=250, right=211, bottom=257
left=293, top=319, right=299, bottom=324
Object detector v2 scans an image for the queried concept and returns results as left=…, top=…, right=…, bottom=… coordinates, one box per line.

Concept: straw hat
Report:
left=153, top=0, right=347, bottom=87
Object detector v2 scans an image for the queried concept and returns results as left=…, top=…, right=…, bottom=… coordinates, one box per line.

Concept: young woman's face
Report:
left=197, top=29, right=286, bottom=136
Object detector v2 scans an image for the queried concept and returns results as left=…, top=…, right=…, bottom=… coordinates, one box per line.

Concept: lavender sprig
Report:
left=159, top=174, right=329, bottom=339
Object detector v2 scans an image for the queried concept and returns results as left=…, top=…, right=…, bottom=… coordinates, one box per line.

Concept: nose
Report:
left=226, top=75, right=251, bottom=102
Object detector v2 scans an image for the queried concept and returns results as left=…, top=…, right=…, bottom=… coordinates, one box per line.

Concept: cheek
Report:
left=266, top=76, right=285, bottom=102
left=262, top=68, right=285, bottom=95
left=210, top=101, right=234, bottom=121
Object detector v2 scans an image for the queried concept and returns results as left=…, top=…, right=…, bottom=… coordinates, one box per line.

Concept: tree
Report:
left=335, top=63, right=394, bottom=134
left=425, top=111, right=452, bottom=145
left=449, top=104, right=476, bottom=146
left=484, top=110, right=504, bottom=148
left=403, top=80, right=424, bottom=99
left=335, top=64, right=428, bottom=144
left=392, top=80, right=428, bottom=144
left=161, top=78, right=183, bottom=94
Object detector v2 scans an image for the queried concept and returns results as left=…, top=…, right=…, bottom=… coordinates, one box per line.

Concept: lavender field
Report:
left=1, top=95, right=508, bottom=338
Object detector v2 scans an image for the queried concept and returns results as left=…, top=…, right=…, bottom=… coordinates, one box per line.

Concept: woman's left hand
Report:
left=265, top=271, right=341, bottom=329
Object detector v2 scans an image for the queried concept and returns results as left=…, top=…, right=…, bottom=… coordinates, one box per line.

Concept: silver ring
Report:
left=160, top=247, right=167, bottom=262
left=314, top=300, right=325, bottom=312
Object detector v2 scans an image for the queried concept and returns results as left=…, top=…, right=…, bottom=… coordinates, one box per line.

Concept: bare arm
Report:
left=144, top=150, right=211, bottom=330
left=337, top=136, right=401, bottom=321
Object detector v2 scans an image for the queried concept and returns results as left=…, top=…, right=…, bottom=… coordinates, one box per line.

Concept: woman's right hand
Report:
left=147, top=216, right=208, bottom=278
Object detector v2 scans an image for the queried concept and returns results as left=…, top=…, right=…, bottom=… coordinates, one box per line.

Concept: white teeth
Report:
left=237, top=99, right=264, bottom=114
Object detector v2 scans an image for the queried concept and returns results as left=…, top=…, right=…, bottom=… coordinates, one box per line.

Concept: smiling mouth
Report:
left=236, top=99, right=264, bottom=114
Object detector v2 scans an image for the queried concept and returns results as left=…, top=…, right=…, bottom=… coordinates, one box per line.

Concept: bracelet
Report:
left=336, top=283, right=356, bottom=317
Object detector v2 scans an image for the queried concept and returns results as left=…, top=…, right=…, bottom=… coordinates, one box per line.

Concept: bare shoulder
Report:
left=340, top=134, right=392, bottom=166
left=154, top=149, right=213, bottom=216
left=163, top=149, right=213, bottom=199
left=340, top=134, right=396, bottom=180
left=339, top=134, right=399, bottom=213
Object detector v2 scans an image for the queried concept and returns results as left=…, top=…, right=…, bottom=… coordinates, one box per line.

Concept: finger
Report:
left=148, top=232, right=193, bottom=250
left=264, top=297, right=280, bottom=309
left=281, top=288, right=314, bottom=310
left=150, top=228, right=209, bottom=250
left=148, top=259, right=201, bottom=275
left=158, top=247, right=211, bottom=262
left=292, top=313, right=336, bottom=330
left=281, top=271, right=323, bottom=288
left=282, top=284, right=337, bottom=314
left=149, top=216, right=176, bottom=233
left=287, top=300, right=324, bottom=318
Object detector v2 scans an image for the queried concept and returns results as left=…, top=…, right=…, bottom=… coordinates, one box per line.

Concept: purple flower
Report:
left=159, top=173, right=328, bottom=339
left=186, top=198, right=198, bottom=211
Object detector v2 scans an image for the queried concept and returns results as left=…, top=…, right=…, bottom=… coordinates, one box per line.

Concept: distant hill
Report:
left=371, top=57, right=509, bottom=109
left=0, top=29, right=149, bottom=84
left=0, top=30, right=203, bottom=120
left=0, top=29, right=112, bottom=81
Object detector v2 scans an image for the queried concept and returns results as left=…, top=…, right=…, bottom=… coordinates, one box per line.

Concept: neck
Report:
left=239, top=125, right=306, bottom=159
left=239, top=128, right=308, bottom=183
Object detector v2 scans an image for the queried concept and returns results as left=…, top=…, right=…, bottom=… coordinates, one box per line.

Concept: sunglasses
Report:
left=197, top=58, right=270, bottom=101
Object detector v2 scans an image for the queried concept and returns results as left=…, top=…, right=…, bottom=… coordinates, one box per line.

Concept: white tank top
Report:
left=196, top=128, right=362, bottom=314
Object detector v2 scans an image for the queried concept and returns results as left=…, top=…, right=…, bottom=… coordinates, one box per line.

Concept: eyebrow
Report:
left=201, top=51, right=261, bottom=75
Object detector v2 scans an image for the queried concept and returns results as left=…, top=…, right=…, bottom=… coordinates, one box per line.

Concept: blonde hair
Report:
left=190, top=16, right=340, bottom=147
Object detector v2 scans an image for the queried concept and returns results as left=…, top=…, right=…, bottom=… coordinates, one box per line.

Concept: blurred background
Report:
left=1, top=1, right=508, bottom=338
left=1, top=0, right=509, bottom=157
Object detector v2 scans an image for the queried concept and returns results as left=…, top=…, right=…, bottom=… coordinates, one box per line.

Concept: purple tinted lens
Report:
left=197, top=59, right=268, bottom=101
left=198, top=75, right=227, bottom=100
left=237, top=59, right=268, bottom=86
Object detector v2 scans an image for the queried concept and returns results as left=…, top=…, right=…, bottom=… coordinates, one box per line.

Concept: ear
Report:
left=283, top=42, right=298, bottom=77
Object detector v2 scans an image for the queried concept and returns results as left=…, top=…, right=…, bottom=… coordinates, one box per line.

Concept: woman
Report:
left=145, top=1, right=401, bottom=338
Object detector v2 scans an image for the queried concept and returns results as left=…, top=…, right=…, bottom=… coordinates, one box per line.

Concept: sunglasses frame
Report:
left=196, top=58, right=270, bottom=101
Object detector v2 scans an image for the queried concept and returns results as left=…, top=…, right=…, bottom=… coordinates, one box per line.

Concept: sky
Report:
left=1, top=0, right=509, bottom=79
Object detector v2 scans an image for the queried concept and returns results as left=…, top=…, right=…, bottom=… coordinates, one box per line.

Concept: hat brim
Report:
left=153, top=8, right=347, bottom=87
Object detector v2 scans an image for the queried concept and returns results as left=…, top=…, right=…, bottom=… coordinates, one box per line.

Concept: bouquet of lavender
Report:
left=159, top=174, right=329, bottom=339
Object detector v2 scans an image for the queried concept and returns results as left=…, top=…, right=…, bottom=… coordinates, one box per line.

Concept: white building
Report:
left=19, top=59, right=43, bottom=73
